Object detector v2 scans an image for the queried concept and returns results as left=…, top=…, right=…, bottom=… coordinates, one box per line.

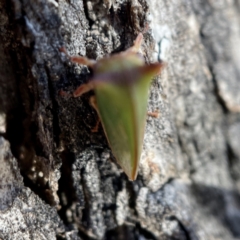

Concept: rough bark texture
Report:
left=0, top=0, right=240, bottom=239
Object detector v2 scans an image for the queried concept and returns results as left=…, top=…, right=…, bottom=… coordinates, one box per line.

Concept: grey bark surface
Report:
left=0, top=0, right=240, bottom=239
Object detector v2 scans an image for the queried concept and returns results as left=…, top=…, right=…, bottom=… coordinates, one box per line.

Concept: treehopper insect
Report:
left=63, top=33, right=164, bottom=180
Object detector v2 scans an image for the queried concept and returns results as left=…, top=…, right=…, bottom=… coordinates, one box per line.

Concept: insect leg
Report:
left=147, top=111, right=159, bottom=118
left=73, top=83, right=95, bottom=97
left=89, top=96, right=101, bottom=133
left=60, top=47, right=96, bottom=68
left=70, top=56, right=96, bottom=68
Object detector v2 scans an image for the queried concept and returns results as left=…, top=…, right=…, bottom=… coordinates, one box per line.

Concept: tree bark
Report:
left=0, top=0, right=240, bottom=239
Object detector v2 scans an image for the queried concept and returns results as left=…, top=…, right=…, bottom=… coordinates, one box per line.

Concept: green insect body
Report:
left=70, top=34, right=164, bottom=180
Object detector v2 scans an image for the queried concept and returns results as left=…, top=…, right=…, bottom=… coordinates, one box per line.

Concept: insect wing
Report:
left=94, top=66, right=158, bottom=180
